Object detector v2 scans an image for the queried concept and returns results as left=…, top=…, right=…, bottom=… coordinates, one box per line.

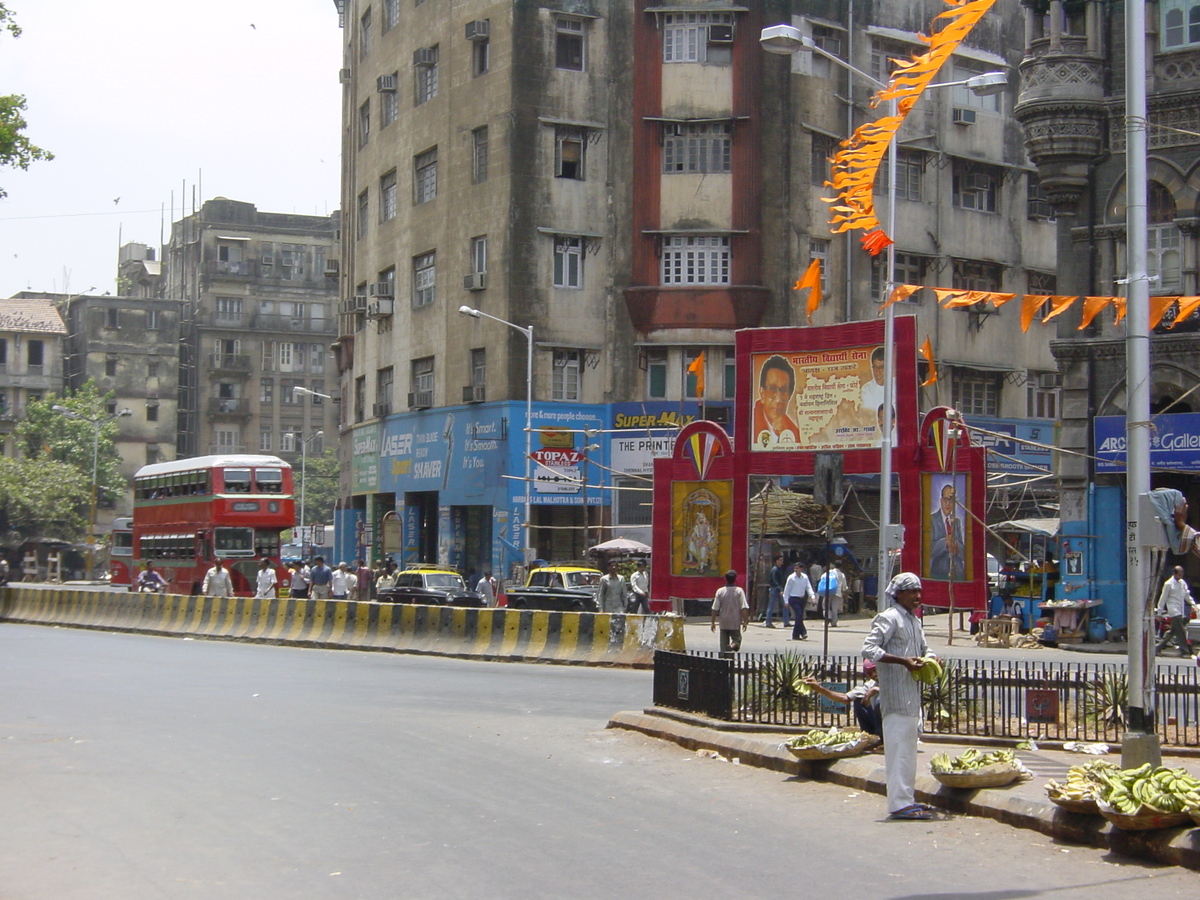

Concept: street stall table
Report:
left=1040, top=598, right=1103, bottom=643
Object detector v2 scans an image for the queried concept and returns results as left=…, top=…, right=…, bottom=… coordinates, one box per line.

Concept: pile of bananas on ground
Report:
left=1045, top=759, right=1119, bottom=805
left=785, top=727, right=871, bottom=753
left=910, top=657, right=944, bottom=683
left=1095, top=763, right=1200, bottom=816
left=930, top=748, right=1017, bottom=773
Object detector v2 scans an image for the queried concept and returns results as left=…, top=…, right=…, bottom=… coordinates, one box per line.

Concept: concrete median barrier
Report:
left=0, top=586, right=684, bottom=667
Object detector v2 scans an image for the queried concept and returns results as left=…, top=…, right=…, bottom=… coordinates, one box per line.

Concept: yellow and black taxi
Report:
left=376, top=565, right=485, bottom=607
left=505, top=564, right=602, bottom=612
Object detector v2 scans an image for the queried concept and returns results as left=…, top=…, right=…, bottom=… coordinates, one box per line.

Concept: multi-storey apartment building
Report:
left=0, top=296, right=66, bottom=458
left=332, top=0, right=1059, bottom=577
left=163, top=198, right=340, bottom=470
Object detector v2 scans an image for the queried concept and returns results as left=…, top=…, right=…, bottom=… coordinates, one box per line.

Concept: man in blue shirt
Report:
left=308, top=556, right=333, bottom=599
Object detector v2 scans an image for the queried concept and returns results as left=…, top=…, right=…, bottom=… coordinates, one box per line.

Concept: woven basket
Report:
left=932, top=763, right=1023, bottom=789
left=1097, top=801, right=1193, bottom=831
left=1046, top=791, right=1101, bottom=815
left=786, top=735, right=880, bottom=760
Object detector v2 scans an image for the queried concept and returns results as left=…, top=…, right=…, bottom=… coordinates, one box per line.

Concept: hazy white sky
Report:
left=0, top=0, right=342, bottom=297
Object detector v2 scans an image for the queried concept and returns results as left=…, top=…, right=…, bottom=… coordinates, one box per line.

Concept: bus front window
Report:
left=214, top=527, right=255, bottom=557
left=255, top=531, right=281, bottom=557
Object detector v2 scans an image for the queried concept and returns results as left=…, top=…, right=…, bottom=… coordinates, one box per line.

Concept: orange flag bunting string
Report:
left=882, top=284, right=922, bottom=308
left=822, top=0, right=1002, bottom=244
left=920, top=337, right=938, bottom=386
left=1149, top=296, right=1178, bottom=331
left=1171, top=297, right=1200, bottom=328
left=1077, top=296, right=1113, bottom=330
left=1040, top=295, right=1080, bottom=323
left=1020, top=295, right=1052, bottom=332
left=793, top=258, right=823, bottom=319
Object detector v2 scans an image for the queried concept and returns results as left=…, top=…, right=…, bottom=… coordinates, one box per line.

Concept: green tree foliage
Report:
left=17, top=381, right=127, bottom=512
left=294, top=449, right=340, bottom=528
left=0, top=4, right=53, bottom=198
left=0, top=457, right=89, bottom=541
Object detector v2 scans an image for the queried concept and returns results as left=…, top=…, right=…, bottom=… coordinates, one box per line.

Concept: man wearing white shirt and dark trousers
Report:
left=1157, top=566, right=1198, bottom=657
left=628, top=560, right=650, bottom=614
left=783, top=562, right=813, bottom=640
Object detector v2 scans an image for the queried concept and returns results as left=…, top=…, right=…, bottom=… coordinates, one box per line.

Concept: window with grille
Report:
left=1027, top=270, right=1057, bottom=295
left=357, top=190, right=369, bottom=238
left=381, top=75, right=399, bottom=127
left=556, top=17, right=585, bottom=70
left=871, top=37, right=917, bottom=85
left=414, top=147, right=437, bottom=204
left=663, top=122, right=731, bottom=174
left=553, top=236, right=583, bottom=288
left=555, top=128, right=585, bottom=180
left=377, top=367, right=394, bottom=409
left=950, top=61, right=1001, bottom=112
left=260, top=378, right=274, bottom=404
left=380, top=170, right=397, bottom=222
left=811, top=133, right=836, bottom=186
left=215, top=297, right=242, bottom=325
left=415, top=46, right=439, bottom=104
left=552, top=350, right=581, bottom=401
left=411, top=357, right=435, bottom=395
left=952, top=373, right=999, bottom=416
left=872, top=253, right=930, bottom=299
left=354, top=376, right=366, bottom=423
left=875, top=149, right=924, bottom=202
left=661, top=235, right=730, bottom=285
left=952, top=259, right=1004, bottom=292
left=952, top=161, right=998, bottom=212
left=413, top=252, right=436, bottom=307
left=1149, top=182, right=1182, bottom=293
left=471, top=349, right=486, bottom=388
left=1027, top=174, right=1054, bottom=220
left=472, top=127, right=488, bottom=183
left=662, top=12, right=734, bottom=63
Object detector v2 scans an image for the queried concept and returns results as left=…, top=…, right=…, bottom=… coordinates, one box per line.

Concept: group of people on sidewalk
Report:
left=761, top=555, right=848, bottom=639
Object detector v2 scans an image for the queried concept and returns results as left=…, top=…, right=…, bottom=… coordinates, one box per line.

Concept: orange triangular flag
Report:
left=1041, top=295, right=1080, bottom=323
left=882, top=284, right=921, bottom=309
left=1112, top=297, right=1127, bottom=326
left=794, top=258, right=822, bottom=319
left=989, top=292, right=1019, bottom=308
left=919, top=336, right=938, bottom=386
left=1021, top=295, right=1052, bottom=332
left=1149, top=296, right=1178, bottom=330
left=1077, top=296, right=1113, bottom=330
left=686, top=351, right=706, bottom=398
left=1170, top=297, right=1200, bottom=328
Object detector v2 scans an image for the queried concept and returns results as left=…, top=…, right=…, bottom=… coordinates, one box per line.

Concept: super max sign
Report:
left=1095, top=413, right=1200, bottom=472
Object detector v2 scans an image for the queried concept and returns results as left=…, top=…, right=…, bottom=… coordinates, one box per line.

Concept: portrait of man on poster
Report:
left=752, top=355, right=800, bottom=450
left=928, top=476, right=966, bottom=582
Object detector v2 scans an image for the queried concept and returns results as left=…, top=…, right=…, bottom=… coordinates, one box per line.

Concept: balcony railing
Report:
left=208, top=443, right=247, bottom=454
left=207, top=398, right=251, bottom=416
left=209, top=353, right=253, bottom=372
left=252, top=314, right=337, bottom=334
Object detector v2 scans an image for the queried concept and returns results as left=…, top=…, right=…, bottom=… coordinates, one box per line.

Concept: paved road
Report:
left=2, top=624, right=1197, bottom=899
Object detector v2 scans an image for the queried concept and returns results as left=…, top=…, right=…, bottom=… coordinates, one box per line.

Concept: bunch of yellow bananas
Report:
left=1045, top=759, right=1119, bottom=803
left=930, top=748, right=1016, bottom=774
left=786, top=727, right=870, bottom=751
left=910, top=656, right=944, bottom=683
left=1097, top=763, right=1200, bottom=815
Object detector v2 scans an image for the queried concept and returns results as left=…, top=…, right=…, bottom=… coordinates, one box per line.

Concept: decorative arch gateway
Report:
left=650, top=318, right=987, bottom=611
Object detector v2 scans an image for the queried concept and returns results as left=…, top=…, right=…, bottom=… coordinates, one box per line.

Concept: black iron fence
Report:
left=653, top=650, right=1200, bottom=747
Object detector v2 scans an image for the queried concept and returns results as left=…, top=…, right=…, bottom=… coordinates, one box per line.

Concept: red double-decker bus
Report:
left=132, top=455, right=294, bottom=596
left=109, top=516, right=134, bottom=587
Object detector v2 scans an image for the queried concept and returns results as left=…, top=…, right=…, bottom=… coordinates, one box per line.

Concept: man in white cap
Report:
left=862, top=572, right=937, bottom=820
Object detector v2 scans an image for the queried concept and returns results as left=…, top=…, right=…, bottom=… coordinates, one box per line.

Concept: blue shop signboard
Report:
left=1095, top=412, right=1200, bottom=472
left=378, top=408, right=508, bottom=499
left=969, top=416, right=1055, bottom=475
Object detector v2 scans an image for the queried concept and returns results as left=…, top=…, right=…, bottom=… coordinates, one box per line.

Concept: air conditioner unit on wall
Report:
left=708, top=24, right=734, bottom=43
left=408, top=391, right=433, bottom=410
left=367, top=298, right=394, bottom=318
left=1037, top=372, right=1062, bottom=389
left=323, top=260, right=340, bottom=277
left=376, top=74, right=397, bottom=92
left=370, top=282, right=394, bottom=298
left=352, top=294, right=368, bottom=311
left=465, top=20, right=489, bottom=41
left=339, top=68, right=352, bottom=84
left=414, top=47, right=437, bottom=67
left=952, top=107, right=977, bottom=125
left=462, top=273, right=486, bottom=291
left=462, top=385, right=485, bottom=403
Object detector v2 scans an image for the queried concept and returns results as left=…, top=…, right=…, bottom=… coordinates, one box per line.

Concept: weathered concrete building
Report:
left=162, top=198, right=341, bottom=466
left=331, top=0, right=1059, bottom=575
left=1015, top=0, right=1200, bottom=624
left=0, top=296, right=66, bottom=458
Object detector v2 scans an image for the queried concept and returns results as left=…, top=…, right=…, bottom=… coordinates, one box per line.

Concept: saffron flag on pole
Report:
left=794, top=258, right=823, bottom=319
left=920, top=336, right=938, bottom=386
left=686, top=350, right=706, bottom=398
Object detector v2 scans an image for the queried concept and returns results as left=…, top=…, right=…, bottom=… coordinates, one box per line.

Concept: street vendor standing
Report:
left=862, top=572, right=938, bottom=820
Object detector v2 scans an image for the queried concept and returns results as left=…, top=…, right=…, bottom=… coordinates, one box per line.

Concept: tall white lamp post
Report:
left=292, top=385, right=335, bottom=558
left=52, top=404, right=132, bottom=578
left=459, top=305, right=534, bottom=560
left=761, top=23, right=1006, bottom=602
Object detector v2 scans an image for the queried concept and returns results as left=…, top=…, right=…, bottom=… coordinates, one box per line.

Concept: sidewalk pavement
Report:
left=608, top=706, right=1200, bottom=870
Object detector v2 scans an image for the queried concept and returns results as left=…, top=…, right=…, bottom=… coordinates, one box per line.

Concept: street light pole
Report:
left=760, top=24, right=1007, bottom=604
left=52, top=404, right=132, bottom=579
left=459, top=306, right=534, bottom=561
left=298, top=430, right=323, bottom=559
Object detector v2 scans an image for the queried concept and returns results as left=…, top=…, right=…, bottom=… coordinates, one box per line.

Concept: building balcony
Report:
left=252, top=313, right=337, bottom=334
left=207, top=398, right=252, bottom=417
left=622, top=285, right=770, bottom=331
left=208, top=353, right=253, bottom=373
left=207, top=443, right=247, bottom=454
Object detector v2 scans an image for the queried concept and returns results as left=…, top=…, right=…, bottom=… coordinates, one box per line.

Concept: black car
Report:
left=504, top=565, right=602, bottom=613
left=376, top=566, right=485, bottom=607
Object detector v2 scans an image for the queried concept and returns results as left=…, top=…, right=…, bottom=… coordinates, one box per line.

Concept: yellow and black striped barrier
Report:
left=0, top=586, right=684, bottom=667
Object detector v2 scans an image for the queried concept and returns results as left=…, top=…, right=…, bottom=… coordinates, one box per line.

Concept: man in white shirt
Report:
left=202, top=559, right=233, bottom=598
left=628, top=560, right=650, bottom=614
left=782, top=562, right=814, bottom=640
left=476, top=571, right=498, bottom=607
left=1156, top=566, right=1198, bottom=657
left=254, top=559, right=278, bottom=598
left=331, top=562, right=353, bottom=600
